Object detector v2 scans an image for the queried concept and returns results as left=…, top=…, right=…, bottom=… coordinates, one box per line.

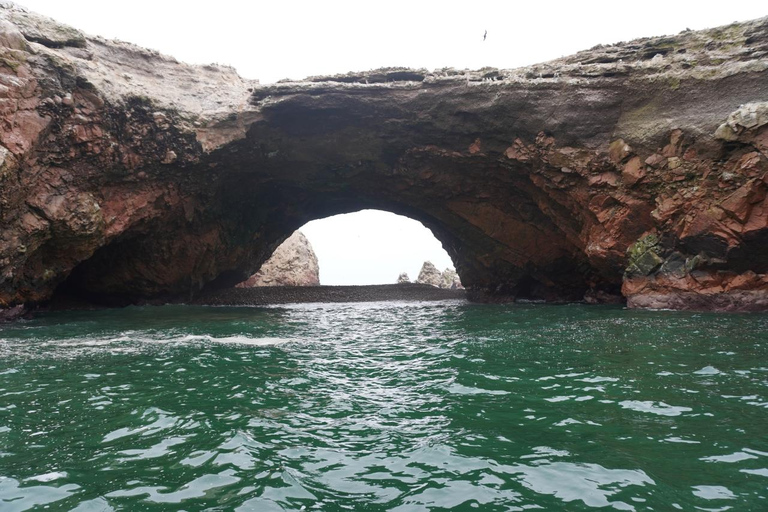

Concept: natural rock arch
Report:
left=0, top=5, right=767, bottom=310
left=56, top=184, right=593, bottom=304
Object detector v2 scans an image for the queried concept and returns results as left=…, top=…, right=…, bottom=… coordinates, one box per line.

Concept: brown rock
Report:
left=736, top=152, right=764, bottom=175
left=622, top=156, right=645, bottom=187
left=645, top=153, right=667, bottom=169
left=667, top=157, right=682, bottom=170
left=504, top=139, right=532, bottom=161
left=720, top=179, right=766, bottom=223
left=662, top=129, right=684, bottom=157
left=609, top=139, right=632, bottom=163
left=683, top=148, right=698, bottom=161
left=679, top=210, right=734, bottom=241
left=743, top=200, right=768, bottom=234
left=725, top=271, right=761, bottom=291
left=588, top=172, right=619, bottom=187
left=622, top=271, right=768, bottom=312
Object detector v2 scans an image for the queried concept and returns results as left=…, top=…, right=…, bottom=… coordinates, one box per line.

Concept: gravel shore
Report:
left=195, top=283, right=466, bottom=306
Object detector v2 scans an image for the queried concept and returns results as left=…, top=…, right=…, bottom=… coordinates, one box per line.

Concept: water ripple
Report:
left=0, top=302, right=766, bottom=510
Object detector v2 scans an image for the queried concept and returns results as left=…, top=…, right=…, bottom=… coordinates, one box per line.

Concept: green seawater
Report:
left=0, top=301, right=767, bottom=511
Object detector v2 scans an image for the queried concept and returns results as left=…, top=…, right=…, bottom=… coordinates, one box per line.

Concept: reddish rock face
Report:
left=623, top=272, right=768, bottom=312
left=0, top=4, right=767, bottom=311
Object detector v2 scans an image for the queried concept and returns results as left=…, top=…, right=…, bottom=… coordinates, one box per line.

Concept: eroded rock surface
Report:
left=236, top=231, right=319, bottom=287
left=0, top=3, right=767, bottom=311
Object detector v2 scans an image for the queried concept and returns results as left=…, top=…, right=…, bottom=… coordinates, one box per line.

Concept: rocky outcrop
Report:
left=442, top=268, right=463, bottom=290
left=416, top=262, right=463, bottom=289
left=0, top=3, right=767, bottom=311
left=236, top=231, right=319, bottom=287
left=416, top=261, right=443, bottom=288
left=0, top=303, right=24, bottom=321
left=396, top=272, right=410, bottom=284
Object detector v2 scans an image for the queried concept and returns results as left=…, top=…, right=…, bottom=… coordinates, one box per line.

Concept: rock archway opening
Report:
left=288, top=209, right=458, bottom=287
left=47, top=181, right=616, bottom=307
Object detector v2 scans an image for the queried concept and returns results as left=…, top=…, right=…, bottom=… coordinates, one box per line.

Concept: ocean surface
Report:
left=0, top=301, right=767, bottom=511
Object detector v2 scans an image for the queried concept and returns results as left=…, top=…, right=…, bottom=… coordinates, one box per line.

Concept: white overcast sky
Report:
left=16, top=1, right=767, bottom=284
left=301, top=210, right=454, bottom=285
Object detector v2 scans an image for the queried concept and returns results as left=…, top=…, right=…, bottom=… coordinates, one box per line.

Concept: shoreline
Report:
left=193, top=283, right=467, bottom=307
left=1, top=284, right=466, bottom=322
left=7, top=284, right=767, bottom=323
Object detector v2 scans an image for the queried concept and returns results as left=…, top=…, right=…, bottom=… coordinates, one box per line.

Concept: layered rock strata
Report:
left=0, top=3, right=766, bottom=311
left=236, top=231, right=319, bottom=287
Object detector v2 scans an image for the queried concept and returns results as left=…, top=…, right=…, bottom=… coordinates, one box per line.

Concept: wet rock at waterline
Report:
left=237, top=231, right=319, bottom=287
left=0, top=3, right=767, bottom=311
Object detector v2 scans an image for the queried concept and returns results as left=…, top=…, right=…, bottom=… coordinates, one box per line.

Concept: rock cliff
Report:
left=236, top=231, right=319, bottom=287
left=0, top=3, right=766, bottom=311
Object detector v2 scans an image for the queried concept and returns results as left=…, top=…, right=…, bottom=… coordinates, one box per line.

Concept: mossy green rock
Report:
left=625, top=234, right=664, bottom=277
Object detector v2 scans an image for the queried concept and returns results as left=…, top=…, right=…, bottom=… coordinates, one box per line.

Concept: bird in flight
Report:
left=483, top=30, right=487, bottom=41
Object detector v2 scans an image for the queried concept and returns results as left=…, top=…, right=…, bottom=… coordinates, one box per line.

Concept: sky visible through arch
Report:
left=15, top=0, right=767, bottom=284
left=300, top=211, right=455, bottom=285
